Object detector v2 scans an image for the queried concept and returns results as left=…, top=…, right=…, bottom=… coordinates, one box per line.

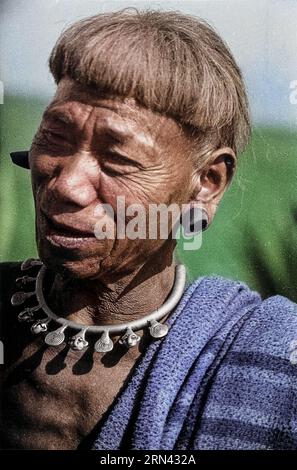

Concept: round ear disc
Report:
left=10, top=151, right=30, bottom=169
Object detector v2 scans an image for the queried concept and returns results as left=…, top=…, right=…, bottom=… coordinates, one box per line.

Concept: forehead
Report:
left=45, top=78, right=183, bottom=143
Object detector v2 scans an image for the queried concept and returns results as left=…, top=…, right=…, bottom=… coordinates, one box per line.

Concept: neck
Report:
left=47, top=256, right=176, bottom=329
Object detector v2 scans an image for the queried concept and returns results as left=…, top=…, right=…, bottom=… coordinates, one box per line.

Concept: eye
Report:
left=44, top=129, right=68, bottom=142
left=102, top=150, right=142, bottom=176
left=36, top=127, right=74, bottom=151
left=106, top=150, right=132, bottom=165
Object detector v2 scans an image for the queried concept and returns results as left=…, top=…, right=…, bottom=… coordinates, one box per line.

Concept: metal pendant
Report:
left=18, top=305, right=40, bottom=322
left=31, top=318, right=50, bottom=335
left=15, top=275, right=36, bottom=288
left=69, top=328, right=89, bottom=351
left=11, top=290, right=36, bottom=306
left=45, top=324, right=67, bottom=347
left=21, top=258, right=43, bottom=271
left=94, top=331, right=114, bottom=353
left=149, top=319, right=169, bottom=339
left=119, top=327, right=141, bottom=348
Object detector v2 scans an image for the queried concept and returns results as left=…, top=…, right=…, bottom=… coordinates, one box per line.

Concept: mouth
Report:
left=42, top=211, right=97, bottom=249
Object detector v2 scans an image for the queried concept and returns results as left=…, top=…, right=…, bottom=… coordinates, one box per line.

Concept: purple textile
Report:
left=92, top=276, right=297, bottom=450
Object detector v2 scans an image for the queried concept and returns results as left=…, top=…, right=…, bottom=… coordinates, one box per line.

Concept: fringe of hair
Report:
left=49, top=8, right=251, bottom=156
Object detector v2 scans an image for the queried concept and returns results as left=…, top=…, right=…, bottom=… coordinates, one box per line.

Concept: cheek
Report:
left=31, top=152, right=58, bottom=179
left=100, top=166, right=189, bottom=210
left=98, top=173, right=149, bottom=209
left=30, top=154, right=56, bottom=203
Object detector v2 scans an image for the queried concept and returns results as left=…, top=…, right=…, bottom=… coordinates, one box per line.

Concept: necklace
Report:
left=11, top=259, right=187, bottom=353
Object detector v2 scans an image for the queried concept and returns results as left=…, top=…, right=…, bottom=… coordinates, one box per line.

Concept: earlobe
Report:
left=10, top=151, right=30, bottom=169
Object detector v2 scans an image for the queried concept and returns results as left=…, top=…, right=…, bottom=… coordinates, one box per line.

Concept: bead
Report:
left=11, top=291, right=36, bottom=306
left=15, top=275, right=36, bottom=288
left=94, top=331, right=114, bottom=353
left=18, top=305, right=40, bottom=322
left=119, top=327, right=141, bottom=348
left=45, top=325, right=67, bottom=346
left=31, top=318, right=50, bottom=335
left=21, top=258, right=43, bottom=271
left=149, top=320, right=169, bottom=339
left=69, top=329, right=88, bottom=351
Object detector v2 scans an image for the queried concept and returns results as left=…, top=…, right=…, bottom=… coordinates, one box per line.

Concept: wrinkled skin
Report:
left=0, top=78, right=235, bottom=449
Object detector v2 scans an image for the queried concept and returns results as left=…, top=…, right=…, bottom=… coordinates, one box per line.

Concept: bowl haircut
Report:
left=49, top=8, right=251, bottom=171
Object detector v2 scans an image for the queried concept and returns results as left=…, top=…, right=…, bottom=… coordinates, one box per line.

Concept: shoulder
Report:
left=189, top=274, right=261, bottom=302
left=236, top=294, right=297, bottom=359
left=187, top=275, right=297, bottom=358
left=261, top=294, right=297, bottom=320
left=185, top=274, right=262, bottom=317
left=190, top=274, right=297, bottom=320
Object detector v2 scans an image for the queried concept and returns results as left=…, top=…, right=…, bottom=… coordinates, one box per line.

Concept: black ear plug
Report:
left=224, top=156, right=234, bottom=168
left=10, top=151, right=30, bottom=169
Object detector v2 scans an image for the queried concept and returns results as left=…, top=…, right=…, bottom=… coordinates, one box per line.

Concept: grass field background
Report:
left=1, top=96, right=296, bottom=302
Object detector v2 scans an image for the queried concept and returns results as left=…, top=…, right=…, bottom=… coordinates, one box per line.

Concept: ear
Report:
left=191, top=147, right=236, bottom=224
left=10, top=151, right=30, bottom=169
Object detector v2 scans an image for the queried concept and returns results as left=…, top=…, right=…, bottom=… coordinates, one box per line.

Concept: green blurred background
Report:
left=1, top=95, right=296, bottom=302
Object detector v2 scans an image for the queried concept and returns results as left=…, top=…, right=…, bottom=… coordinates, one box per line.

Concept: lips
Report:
left=41, top=211, right=97, bottom=249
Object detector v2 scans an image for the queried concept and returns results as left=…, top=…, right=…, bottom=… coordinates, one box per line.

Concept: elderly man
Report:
left=1, top=9, right=296, bottom=450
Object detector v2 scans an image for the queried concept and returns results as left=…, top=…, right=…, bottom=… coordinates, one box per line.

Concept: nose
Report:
left=48, top=152, right=99, bottom=208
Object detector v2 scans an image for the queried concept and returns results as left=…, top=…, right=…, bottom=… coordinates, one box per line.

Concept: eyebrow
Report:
left=101, top=125, right=133, bottom=143
left=103, top=124, right=155, bottom=149
left=43, top=109, right=75, bottom=126
left=43, top=108, right=155, bottom=149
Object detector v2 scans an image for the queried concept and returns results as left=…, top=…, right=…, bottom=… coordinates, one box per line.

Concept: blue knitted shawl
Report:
left=92, top=276, right=297, bottom=450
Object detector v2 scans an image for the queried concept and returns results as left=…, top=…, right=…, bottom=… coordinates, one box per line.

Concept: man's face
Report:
left=30, top=78, right=194, bottom=280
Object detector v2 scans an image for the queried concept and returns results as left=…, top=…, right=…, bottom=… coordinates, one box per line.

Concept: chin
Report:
left=37, top=240, right=111, bottom=280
